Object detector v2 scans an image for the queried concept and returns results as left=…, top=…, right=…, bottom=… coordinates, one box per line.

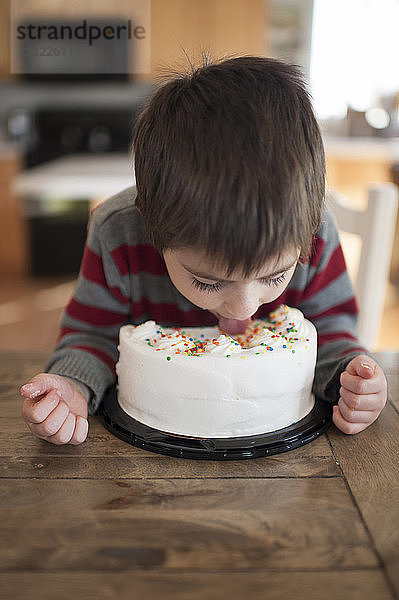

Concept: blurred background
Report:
left=0, top=0, right=398, bottom=352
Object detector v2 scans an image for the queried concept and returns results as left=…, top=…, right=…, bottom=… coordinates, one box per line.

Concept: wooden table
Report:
left=1, top=351, right=398, bottom=600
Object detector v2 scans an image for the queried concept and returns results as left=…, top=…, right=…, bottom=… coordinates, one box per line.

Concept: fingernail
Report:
left=360, top=362, right=375, bottom=375
left=20, top=383, right=42, bottom=399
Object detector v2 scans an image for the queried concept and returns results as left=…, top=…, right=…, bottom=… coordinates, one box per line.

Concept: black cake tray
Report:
left=99, top=386, right=333, bottom=460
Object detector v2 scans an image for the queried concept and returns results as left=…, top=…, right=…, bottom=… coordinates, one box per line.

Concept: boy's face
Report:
left=163, top=247, right=299, bottom=334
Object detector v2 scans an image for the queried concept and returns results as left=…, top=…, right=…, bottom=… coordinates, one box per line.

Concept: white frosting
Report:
left=204, top=334, right=242, bottom=354
left=116, top=305, right=317, bottom=438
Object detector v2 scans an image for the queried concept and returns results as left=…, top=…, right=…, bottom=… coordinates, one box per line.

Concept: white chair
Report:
left=326, top=182, right=398, bottom=350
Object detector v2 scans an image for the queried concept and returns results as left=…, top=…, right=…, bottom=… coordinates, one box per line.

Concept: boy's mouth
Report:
left=211, top=311, right=253, bottom=335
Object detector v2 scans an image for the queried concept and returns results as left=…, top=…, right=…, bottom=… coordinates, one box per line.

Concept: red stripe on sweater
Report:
left=111, top=244, right=168, bottom=277
left=309, top=234, right=326, bottom=267
left=66, top=298, right=127, bottom=327
left=130, top=298, right=217, bottom=326
left=338, top=346, right=368, bottom=357
left=56, top=326, right=79, bottom=343
left=82, top=245, right=106, bottom=286
left=307, top=297, right=359, bottom=321
left=70, top=345, right=116, bottom=374
left=82, top=246, right=130, bottom=304
left=110, top=244, right=130, bottom=276
left=302, top=244, right=347, bottom=300
left=318, top=331, right=357, bottom=346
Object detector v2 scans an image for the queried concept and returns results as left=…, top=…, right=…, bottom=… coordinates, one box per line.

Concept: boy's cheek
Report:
left=173, top=284, right=220, bottom=311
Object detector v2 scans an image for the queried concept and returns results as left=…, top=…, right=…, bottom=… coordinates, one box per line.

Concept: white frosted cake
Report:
left=116, top=305, right=317, bottom=438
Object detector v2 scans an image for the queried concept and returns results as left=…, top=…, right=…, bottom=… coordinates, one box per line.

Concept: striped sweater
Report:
left=46, top=185, right=368, bottom=415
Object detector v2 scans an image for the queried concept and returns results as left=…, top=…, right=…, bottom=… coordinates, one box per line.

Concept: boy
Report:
left=21, top=56, right=387, bottom=445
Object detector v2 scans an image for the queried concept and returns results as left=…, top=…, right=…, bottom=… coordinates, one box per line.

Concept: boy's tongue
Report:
left=217, top=315, right=252, bottom=335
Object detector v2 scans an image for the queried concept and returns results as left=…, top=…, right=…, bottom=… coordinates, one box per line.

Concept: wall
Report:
left=1, top=0, right=267, bottom=79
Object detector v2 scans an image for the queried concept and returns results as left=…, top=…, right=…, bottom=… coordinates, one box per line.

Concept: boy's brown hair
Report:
left=133, top=55, right=325, bottom=277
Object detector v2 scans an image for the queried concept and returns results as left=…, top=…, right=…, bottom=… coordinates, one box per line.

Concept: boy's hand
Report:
left=20, top=374, right=89, bottom=445
left=333, top=355, right=387, bottom=435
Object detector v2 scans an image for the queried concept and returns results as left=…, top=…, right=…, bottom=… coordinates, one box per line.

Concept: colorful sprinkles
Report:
left=144, top=305, right=311, bottom=359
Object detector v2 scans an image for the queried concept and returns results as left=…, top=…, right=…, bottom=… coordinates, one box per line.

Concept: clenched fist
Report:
left=333, top=355, right=387, bottom=435
left=21, top=373, right=89, bottom=445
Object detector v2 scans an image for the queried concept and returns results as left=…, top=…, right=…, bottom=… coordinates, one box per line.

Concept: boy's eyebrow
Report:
left=183, top=259, right=298, bottom=282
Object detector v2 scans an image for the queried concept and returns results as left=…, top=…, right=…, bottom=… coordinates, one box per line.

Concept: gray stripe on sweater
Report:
left=299, top=271, right=356, bottom=316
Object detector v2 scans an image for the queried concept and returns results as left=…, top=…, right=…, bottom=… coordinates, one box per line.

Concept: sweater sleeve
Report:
left=298, top=208, right=372, bottom=404
left=45, top=203, right=131, bottom=415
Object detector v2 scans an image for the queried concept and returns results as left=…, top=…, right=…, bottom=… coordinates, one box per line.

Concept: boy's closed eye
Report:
left=191, top=273, right=287, bottom=293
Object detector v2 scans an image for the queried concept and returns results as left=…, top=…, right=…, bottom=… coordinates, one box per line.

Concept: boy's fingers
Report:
left=46, top=413, right=76, bottom=445
left=70, top=416, right=89, bottom=445
left=21, top=389, right=61, bottom=424
left=21, top=373, right=78, bottom=403
left=339, top=386, right=386, bottom=412
left=337, top=398, right=378, bottom=424
left=28, top=399, right=70, bottom=438
left=332, top=405, right=368, bottom=435
left=20, top=373, right=56, bottom=399
left=340, top=371, right=381, bottom=395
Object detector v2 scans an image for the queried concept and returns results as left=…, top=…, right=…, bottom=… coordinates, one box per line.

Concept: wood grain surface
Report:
left=0, top=351, right=398, bottom=600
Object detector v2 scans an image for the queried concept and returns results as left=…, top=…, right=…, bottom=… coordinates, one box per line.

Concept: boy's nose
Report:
left=222, top=288, right=259, bottom=320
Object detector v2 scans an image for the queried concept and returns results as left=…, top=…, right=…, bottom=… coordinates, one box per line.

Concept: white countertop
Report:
left=324, top=136, right=399, bottom=161
left=12, top=153, right=135, bottom=198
